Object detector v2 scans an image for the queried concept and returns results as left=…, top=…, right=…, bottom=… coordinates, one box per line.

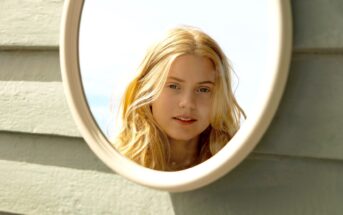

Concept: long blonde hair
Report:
left=113, top=26, right=245, bottom=171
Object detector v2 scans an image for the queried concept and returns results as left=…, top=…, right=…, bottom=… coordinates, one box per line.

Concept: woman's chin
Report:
left=167, top=134, right=198, bottom=144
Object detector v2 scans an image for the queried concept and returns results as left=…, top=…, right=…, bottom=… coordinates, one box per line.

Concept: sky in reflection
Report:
left=79, top=0, right=269, bottom=136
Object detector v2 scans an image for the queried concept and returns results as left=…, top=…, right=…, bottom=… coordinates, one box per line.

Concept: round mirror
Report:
left=60, top=0, right=292, bottom=191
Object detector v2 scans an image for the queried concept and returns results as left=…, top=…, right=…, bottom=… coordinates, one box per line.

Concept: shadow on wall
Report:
left=0, top=131, right=111, bottom=172
left=169, top=155, right=343, bottom=215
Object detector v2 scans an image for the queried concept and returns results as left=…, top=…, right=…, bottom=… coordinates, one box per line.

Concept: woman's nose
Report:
left=178, top=91, right=196, bottom=109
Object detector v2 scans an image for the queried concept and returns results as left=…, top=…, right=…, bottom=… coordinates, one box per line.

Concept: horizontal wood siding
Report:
left=0, top=81, right=78, bottom=136
left=0, top=0, right=343, bottom=214
left=0, top=160, right=173, bottom=215
left=0, top=0, right=62, bottom=49
left=256, top=54, right=343, bottom=160
left=292, top=0, right=343, bottom=50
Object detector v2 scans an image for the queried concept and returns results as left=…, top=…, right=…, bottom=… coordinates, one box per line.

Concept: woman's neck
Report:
left=167, top=137, right=199, bottom=171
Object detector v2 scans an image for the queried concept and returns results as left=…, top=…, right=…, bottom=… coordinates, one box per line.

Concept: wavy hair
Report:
left=113, top=26, right=245, bottom=171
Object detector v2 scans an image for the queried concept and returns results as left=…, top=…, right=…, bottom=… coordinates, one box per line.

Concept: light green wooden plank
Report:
left=0, top=81, right=79, bottom=137
left=0, top=160, right=174, bottom=215
left=171, top=154, right=343, bottom=215
left=0, top=0, right=62, bottom=48
left=2, top=54, right=343, bottom=160
left=1, top=0, right=343, bottom=50
left=0, top=50, right=61, bottom=81
left=255, top=54, right=343, bottom=160
left=1, top=155, right=342, bottom=215
left=0, top=212, right=16, bottom=215
left=0, top=131, right=109, bottom=172
left=0, top=211, right=17, bottom=215
left=292, top=0, right=343, bottom=50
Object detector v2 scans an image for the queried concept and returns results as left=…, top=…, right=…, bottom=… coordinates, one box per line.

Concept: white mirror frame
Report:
left=60, top=0, right=292, bottom=192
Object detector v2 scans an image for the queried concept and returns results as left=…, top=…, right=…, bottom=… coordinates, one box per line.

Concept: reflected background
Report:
left=79, top=0, right=269, bottom=139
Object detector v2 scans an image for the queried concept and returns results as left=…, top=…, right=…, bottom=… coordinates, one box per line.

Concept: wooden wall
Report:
left=0, top=0, right=343, bottom=214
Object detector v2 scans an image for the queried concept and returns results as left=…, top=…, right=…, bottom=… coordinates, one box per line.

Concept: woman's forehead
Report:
left=167, top=54, right=216, bottom=82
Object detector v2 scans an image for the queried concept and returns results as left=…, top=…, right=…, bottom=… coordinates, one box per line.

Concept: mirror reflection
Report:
left=114, top=27, right=245, bottom=171
left=79, top=1, right=269, bottom=171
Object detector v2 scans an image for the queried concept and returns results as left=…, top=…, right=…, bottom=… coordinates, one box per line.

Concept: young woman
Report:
left=113, top=26, right=245, bottom=171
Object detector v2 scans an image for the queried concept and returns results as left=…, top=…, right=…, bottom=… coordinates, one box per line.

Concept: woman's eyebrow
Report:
left=167, top=76, right=215, bottom=85
left=167, top=76, right=184, bottom=82
left=198, top=81, right=215, bottom=85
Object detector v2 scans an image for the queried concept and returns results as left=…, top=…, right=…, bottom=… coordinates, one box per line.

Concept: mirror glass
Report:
left=79, top=1, right=270, bottom=171
left=61, top=0, right=291, bottom=190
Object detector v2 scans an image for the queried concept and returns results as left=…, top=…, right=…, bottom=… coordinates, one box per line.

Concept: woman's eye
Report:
left=197, top=87, right=211, bottom=93
left=168, top=84, right=179, bottom=90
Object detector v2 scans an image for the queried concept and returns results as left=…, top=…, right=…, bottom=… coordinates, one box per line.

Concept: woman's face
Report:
left=151, top=54, right=216, bottom=142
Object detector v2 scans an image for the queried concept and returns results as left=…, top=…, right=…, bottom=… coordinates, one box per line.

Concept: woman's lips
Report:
left=172, top=116, right=197, bottom=125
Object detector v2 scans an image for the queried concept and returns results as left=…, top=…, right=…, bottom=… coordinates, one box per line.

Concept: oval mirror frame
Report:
left=60, top=0, right=292, bottom=192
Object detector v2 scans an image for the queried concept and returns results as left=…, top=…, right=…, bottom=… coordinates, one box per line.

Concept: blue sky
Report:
left=79, top=0, right=270, bottom=138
